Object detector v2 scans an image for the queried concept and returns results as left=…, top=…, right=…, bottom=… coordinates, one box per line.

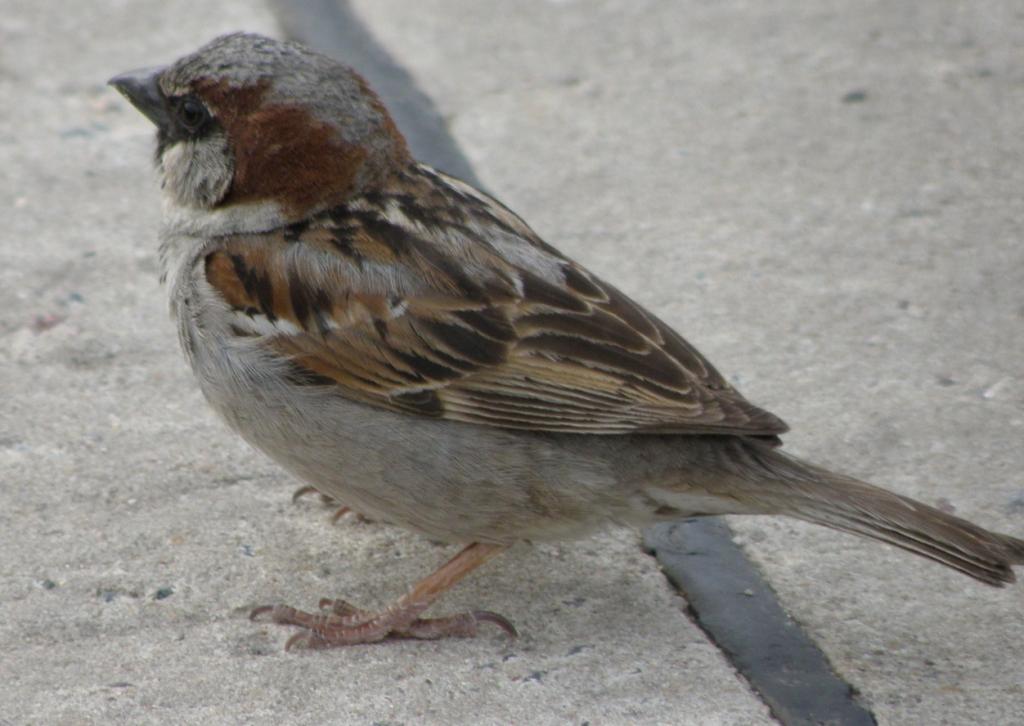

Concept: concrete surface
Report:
left=1, top=1, right=1022, bottom=724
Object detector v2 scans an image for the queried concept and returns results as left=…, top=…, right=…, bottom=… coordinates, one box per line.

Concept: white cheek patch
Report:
left=160, top=132, right=233, bottom=209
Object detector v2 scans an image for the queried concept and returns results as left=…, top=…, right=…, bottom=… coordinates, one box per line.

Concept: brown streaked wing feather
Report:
left=202, top=167, right=788, bottom=437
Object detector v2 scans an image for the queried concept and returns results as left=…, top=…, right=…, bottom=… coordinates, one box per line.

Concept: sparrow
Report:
left=109, top=33, right=1024, bottom=650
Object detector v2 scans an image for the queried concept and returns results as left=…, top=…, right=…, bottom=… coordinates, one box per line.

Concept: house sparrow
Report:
left=110, top=33, right=1023, bottom=650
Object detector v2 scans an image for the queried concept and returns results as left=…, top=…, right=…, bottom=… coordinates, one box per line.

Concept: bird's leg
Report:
left=250, top=542, right=515, bottom=649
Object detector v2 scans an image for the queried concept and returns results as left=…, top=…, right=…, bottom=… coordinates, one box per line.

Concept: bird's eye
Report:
left=176, top=96, right=210, bottom=134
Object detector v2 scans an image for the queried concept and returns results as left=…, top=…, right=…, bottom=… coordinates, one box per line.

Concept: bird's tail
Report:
left=726, top=440, right=1024, bottom=587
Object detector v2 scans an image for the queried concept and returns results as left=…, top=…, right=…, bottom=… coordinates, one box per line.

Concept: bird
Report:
left=109, top=32, right=1023, bottom=649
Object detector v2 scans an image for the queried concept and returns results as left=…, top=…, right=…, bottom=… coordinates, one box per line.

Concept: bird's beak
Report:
left=108, top=66, right=170, bottom=129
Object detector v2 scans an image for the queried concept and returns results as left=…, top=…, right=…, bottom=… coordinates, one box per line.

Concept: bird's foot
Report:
left=250, top=597, right=516, bottom=649
left=291, top=485, right=371, bottom=523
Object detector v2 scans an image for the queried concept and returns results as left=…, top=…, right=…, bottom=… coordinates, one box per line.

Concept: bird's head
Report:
left=110, top=33, right=409, bottom=228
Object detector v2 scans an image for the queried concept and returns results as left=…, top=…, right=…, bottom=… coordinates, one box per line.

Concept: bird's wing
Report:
left=202, top=164, right=788, bottom=436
